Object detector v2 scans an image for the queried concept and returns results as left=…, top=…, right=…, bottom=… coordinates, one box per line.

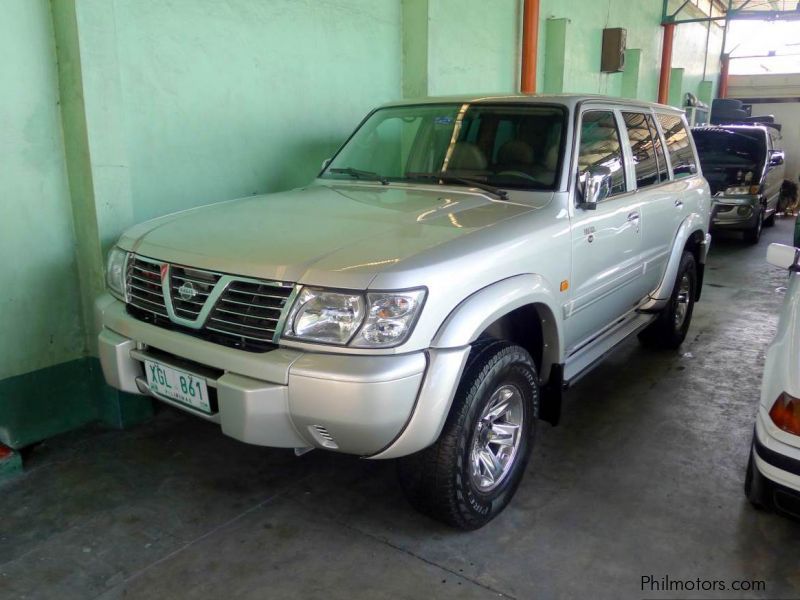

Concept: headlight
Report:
left=351, top=290, right=426, bottom=348
left=283, top=287, right=426, bottom=347
left=724, top=185, right=758, bottom=196
left=285, top=288, right=366, bottom=344
left=106, top=247, right=128, bottom=301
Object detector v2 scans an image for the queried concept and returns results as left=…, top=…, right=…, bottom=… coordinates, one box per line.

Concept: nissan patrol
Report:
left=97, top=95, right=711, bottom=529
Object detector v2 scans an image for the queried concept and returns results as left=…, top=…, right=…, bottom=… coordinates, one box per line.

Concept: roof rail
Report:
left=709, top=117, right=782, bottom=132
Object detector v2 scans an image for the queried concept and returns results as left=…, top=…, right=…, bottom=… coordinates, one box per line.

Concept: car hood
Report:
left=119, top=182, right=541, bottom=289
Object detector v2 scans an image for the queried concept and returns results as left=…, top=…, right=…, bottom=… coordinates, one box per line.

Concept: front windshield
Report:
left=321, top=103, right=567, bottom=191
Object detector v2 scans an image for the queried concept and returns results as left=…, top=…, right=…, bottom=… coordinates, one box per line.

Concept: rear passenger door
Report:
left=565, top=109, right=645, bottom=352
left=621, top=111, right=682, bottom=294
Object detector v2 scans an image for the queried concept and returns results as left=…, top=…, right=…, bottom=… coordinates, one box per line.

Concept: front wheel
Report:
left=397, top=341, right=539, bottom=530
left=639, top=251, right=697, bottom=350
left=744, top=210, right=763, bottom=244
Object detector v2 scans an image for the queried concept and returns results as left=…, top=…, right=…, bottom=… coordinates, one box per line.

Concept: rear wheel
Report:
left=639, top=251, right=697, bottom=350
left=397, top=341, right=538, bottom=530
left=764, top=211, right=776, bottom=227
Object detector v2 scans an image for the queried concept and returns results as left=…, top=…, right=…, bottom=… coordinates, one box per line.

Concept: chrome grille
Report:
left=207, top=280, right=291, bottom=345
left=127, top=257, right=167, bottom=316
left=124, top=254, right=294, bottom=353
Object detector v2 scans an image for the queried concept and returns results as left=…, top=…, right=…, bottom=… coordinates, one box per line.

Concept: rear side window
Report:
left=657, top=114, right=697, bottom=178
left=622, top=112, right=663, bottom=188
left=578, top=111, right=626, bottom=196
left=646, top=114, right=669, bottom=182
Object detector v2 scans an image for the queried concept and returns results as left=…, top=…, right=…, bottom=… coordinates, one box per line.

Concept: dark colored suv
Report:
left=692, top=124, right=785, bottom=243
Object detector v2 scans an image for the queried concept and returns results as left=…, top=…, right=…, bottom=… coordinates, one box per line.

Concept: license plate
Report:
left=144, top=360, right=211, bottom=414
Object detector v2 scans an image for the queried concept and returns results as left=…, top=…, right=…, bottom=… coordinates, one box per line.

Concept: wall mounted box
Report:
left=601, top=28, right=626, bottom=72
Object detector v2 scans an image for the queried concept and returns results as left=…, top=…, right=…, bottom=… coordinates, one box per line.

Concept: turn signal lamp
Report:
left=769, top=392, right=800, bottom=436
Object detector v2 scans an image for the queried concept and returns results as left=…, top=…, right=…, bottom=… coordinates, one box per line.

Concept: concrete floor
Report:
left=3, top=218, right=800, bottom=600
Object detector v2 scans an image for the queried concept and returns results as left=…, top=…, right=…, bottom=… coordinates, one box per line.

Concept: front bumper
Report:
left=97, top=295, right=468, bottom=458
left=710, top=196, right=759, bottom=230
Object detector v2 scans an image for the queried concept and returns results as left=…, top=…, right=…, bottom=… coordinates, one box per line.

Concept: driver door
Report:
left=565, top=108, right=646, bottom=354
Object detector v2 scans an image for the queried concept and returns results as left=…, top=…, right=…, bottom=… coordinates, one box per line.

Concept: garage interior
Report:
left=2, top=0, right=800, bottom=598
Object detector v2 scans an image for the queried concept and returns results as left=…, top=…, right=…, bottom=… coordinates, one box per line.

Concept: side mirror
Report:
left=321, top=158, right=331, bottom=171
left=578, top=166, right=612, bottom=210
left=770, top=151, right=784, bottom=166
left=767, top=243, right=799, bottom=270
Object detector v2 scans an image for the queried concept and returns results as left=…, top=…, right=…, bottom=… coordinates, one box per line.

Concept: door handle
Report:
left=674, top=199, right=684, bottom=208
left=627, top=211, right=640, bottom=222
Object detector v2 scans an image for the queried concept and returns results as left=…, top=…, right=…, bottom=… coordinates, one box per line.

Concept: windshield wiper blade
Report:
left=405, top=171, right=508, bottom=199
left=329, top=167, right=389, bottom=185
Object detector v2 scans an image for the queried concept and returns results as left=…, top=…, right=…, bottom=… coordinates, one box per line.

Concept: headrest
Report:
left=498, top=140, right=534, bottom=165
left=544, top=143, right=559, bottom=171
left=448, top=142, right=488, bottom=171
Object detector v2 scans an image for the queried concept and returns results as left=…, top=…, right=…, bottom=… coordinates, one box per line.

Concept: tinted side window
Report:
left=622, top=112, right=660, bottom=188
left=646, top=114, right=669, bottom=182
left=657, top=114, right=697, bottom=178
left=578, top=111, right=626, bottom=196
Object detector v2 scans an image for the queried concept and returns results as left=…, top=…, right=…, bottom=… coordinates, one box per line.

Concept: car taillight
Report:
left=769, top=392, right=800, bottom=435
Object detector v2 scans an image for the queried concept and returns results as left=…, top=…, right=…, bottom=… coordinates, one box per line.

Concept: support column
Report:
left=697, top=80, right=714, bottom=107
left=542, top=18, right=568, bottom=94
left=520, top=0, right=540, bottom=93
left=621, top=49, right=642, bottom=99
left=49, top=0, right=152, bottom=434
left=668, top=67, right=684, bottom=108
left=658, top=23, right=675, bottom=104
left=401, top=0, right=429, bottom=98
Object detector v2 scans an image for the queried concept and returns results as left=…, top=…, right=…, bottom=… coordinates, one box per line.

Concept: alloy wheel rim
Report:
left=469, top=384, right=524, bottom=492
left=673, top=273, right=692, bottom=329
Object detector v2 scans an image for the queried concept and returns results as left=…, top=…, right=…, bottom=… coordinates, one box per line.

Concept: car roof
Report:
left=379, top=94, right=683, bottom=114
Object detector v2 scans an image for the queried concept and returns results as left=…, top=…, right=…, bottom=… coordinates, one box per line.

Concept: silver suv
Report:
left=98, top=95, right=711, bottom=528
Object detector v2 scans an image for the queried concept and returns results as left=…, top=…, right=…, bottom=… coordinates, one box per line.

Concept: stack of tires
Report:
left=710, top=98, right=750, bottom=124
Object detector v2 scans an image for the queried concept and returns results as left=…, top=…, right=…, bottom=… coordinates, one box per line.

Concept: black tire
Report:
left=744, top=210, right=763, bottom=244
left=711, top=98, right=743, bottom=112
left=638, top=251, right=697, bottom=350
left=744, top=448, right=771, bottom=511
left=764, top=211, right=776, bottom=227
left=397, top=341, right=538, bottom=530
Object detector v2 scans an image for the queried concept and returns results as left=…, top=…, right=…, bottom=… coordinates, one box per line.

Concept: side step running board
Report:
left=563, top=313, right=656, bottom=386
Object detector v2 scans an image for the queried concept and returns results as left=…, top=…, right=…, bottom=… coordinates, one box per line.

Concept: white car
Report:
left=746, top=243, right=800, bottom=517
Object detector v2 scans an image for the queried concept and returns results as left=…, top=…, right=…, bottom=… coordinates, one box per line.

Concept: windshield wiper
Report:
left=405, top=171, right=508, bottom=200
left=329, top=167, right=389, bottom=185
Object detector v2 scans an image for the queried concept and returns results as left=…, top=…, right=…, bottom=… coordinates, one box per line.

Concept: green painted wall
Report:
left=0, top=0, right=85, bottom=381
left=111, top=0, right=402, bottom=224
left=426, top=0, right=519, bottom=95
left=671, top=19, right=722, bottom=104
left=537, top=0, right=722, bottom=105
